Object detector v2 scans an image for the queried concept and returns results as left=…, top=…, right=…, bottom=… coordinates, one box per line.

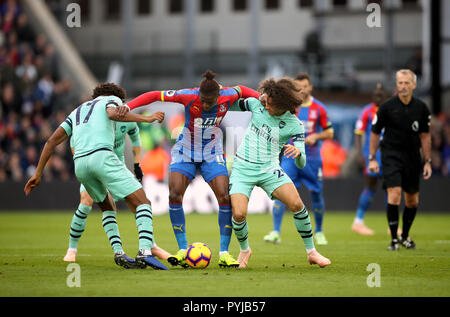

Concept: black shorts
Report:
left=381, top=149, right=422, bottom=194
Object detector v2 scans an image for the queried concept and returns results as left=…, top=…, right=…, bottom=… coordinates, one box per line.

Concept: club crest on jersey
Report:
left=120, top=126, right=126, bottom=133
left=279, top=121, right=286, bottom=129
left=218, top=103, right=227, bottom=113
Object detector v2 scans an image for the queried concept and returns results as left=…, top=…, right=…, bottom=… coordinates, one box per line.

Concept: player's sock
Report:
left=356, top=188, right=375, bottom=222
left=135, top=204, right=154, bottom=252
left=311, top=191, right=325, bottom=233
left=293, top=206, right=315, bottom=250
left=69, top=204, right=92, bottom=249
left=401, top=206, right=417, bottom=240
left=169, top=203, right=188, bottom=250
left=232, top=217, right=249, bottom=251
left=102, top=211, right=123, bottom=254
left=218, top=204, right=232, bottom=252
left=272, top=200, right=286, bottom=233
left=387, top=204, right=399, bottom=240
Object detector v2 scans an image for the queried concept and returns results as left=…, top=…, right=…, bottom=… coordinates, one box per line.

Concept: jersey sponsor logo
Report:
left=412, top=121, right=419, bottom=132
left=193, top=117, right=224, bottom=128
left=250, top=123, right=278, bottom=144
left=301, top=120, right=315, bottom=134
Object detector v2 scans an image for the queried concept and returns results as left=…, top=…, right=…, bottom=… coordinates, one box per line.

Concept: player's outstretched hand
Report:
left=148, top=111, right=165, bottom=123
left=24, top=175, right=41, bottom=196
left=283, top=144, right=300, bottom=159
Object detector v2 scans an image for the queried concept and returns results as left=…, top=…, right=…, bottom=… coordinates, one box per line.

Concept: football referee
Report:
left=368, top=69, right=432, bottom=251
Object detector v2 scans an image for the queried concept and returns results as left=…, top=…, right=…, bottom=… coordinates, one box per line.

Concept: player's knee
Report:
left=169, top=191, right=183, bottom=204
left=288, top=200, right=304, bottom=213
left=80, top=191, right=94, bottom=207
left=405, top=194, right=419, bottom=208
left=232, top=212, right=246, bottom=223
left=216, top=192, right=231, bottom=206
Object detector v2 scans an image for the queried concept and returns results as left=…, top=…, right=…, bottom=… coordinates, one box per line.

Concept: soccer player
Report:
left=124, top=70, right=260, bottom=268
left=229, top=77, right=331, bottom=268
left=369, top=70, right=432, bottom=250
left=352, top=84, right=388, bottom=235
left=63, top=121, right=170, bottom=263
left=25, top=83, right=168, bottom=269
left=264, top=73, right=333, bottom=245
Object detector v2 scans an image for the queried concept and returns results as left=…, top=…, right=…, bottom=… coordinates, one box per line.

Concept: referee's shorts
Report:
left=381, top=149, right=422, bottom=194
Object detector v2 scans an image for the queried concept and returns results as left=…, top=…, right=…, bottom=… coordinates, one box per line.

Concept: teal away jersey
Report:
left=61, top=95, right=122, bottom=160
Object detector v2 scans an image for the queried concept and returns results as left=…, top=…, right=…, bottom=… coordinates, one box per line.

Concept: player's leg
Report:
left=301, top=162, right=327, bottom=245
left=400, top=192, right=419, bottom=249
left=167, top=170, right=192, bottom=267
left=64, top=187, right=94, bottom=262
left=272, top=183, right=331, bottom=268
left=230, top=193, right=252, bottom=268
left=125, top=200, right=170, bottom=260
left=352, top=175, right=377, bottom=235
left=264, top=158, right=299, bottom=244
left=208, top=174, right=240, bottom=268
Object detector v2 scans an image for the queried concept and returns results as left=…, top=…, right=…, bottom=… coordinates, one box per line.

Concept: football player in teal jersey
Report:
left=25, top=83, right=168, bottom=270
left=229, top=78, right=331, bottom=269
left=63, top=120, right=170, bottom=264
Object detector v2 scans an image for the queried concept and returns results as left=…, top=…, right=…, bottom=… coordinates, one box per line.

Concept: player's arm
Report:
left=235, top=85, right=260, bottom=99
left=107, top=106, right=165, bottom=124
left=368, top=105, right=385, bottom=173
left=354, top=110, right=368, bottom=166
left=229, top=98, right=250, bottom=112
left=420, top=107, right=432, bottom=180
left=128, top=124, right=144, bottom=182
left=284, top=124, right=307, bottom=169
left=305, top=106, right=334, bottom=146
left=24, top=127, right=68, bottom=195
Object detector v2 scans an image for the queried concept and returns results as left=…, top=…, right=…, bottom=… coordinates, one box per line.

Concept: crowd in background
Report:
left=0, top=0, right=449, bottom=183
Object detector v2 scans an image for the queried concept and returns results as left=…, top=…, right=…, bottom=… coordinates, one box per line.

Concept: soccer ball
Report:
left=185, top=242, right=212, bottom=269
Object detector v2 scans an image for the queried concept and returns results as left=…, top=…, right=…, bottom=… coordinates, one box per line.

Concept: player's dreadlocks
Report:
left=92, top=83, right=126, bottom=102
left=258, top=77, right=303, bottom=114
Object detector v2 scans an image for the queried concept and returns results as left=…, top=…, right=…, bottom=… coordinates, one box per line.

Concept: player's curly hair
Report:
left=258, top=77, right=303, bottom=114
left=199, top=70, right=220, bottom=97
left=92, top=83, right=126, bottom=102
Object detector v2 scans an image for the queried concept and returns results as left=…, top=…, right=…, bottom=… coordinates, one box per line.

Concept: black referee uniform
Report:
left=371, top=95, right=431, bottom=249
left=371, top=95, right=431, bottom=193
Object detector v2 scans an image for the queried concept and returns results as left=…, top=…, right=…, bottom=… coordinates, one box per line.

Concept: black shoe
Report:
left=399, top=237, right=416, bottom=249
left=136, top=250, right=169, bottom=270
left=114, top=252, right=137, bottom=269
left=387, top=239, right=400, bottom=251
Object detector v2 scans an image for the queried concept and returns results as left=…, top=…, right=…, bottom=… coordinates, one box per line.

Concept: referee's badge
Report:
left=412, top=121, right=419, bottom=132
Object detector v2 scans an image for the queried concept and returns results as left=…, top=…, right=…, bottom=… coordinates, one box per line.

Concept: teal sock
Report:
left=135, top=204, right=154, bottom=251
left=293, top=206, right=315, bottom=250
left=232, top=218, right=249, bottom=251
left=69, top=204, right=92, bottom=249
left=102, top=211, right=123, bottom=254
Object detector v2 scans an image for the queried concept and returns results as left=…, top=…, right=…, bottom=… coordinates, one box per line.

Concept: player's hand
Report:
left=368, top=160, right=379, bottom=174
left=134, top=163, right=144, bottom=183
left=116, top=105, right=130, bottom=120
left=283, top=144, right=300, bottom=159
left=305, top=134, right=318, bottom=146
left=24, top=175, right=41, bottom=196
left=148, top=111, right=165, bottom=123
left=423, top=162, right=432, bottom=180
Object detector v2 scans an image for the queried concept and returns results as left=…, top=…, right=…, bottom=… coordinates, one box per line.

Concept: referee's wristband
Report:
left=368, top=154, right=376, bottom=161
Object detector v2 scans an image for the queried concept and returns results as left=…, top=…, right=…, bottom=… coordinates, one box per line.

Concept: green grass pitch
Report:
left=0, top=211, right=449, bottom=297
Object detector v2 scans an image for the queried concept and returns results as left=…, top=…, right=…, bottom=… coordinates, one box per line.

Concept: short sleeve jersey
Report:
left=354, top=102, right=383, bottom=156
left=61, top=96, right=122, bottom=159
left=235, top=97, right=305, bottom=167
left=371, top=96, right=431, bottom=152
